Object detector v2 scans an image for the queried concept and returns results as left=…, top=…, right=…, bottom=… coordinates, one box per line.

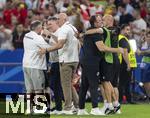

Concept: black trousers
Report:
left=50, top=62, right=63, bottom=111
left=119, top=62, right=132, bottom=103
left=79, top=64, right=99, bottom=109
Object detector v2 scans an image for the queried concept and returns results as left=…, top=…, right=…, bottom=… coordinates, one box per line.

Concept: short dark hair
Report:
left=120, top=24, right=130, bottom=30
left=89, top=15, right=97, bottom=28
left=30, top=20, right=42, bottom=31
left=120, top=3, right=126, bottom=9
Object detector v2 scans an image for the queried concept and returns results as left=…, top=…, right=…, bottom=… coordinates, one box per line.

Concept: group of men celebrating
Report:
left=22, top=12, right=136, bottom=116
left=78, top=14, right=136, bottom=115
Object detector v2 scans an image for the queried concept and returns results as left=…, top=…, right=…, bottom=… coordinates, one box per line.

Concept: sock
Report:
left=104, top=100, right=107, bottom=107
left=108, top=103, right=114, bottom=110
left=113, top=101, right=119, bottom=107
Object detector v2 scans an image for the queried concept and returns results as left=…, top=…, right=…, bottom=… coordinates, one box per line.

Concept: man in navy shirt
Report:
left=78, top=15, right=124, bottom=115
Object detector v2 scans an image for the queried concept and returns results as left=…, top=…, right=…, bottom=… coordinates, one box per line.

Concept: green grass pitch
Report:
left=0, top=102, right=150, bottom=118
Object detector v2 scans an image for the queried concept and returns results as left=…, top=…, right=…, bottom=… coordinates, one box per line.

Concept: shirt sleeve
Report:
left=93, top=33, right=103, bottom=43
left=72, top=25, right=78, bottom=32
left=35, top=36, right=51, bottom=49
left=119, top=38, right=130, bottom=52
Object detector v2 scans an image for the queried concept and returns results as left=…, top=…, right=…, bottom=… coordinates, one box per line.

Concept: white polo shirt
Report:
left=23, top=31, right=51, bottom=70
left=57, top=21, right=79, bottom=63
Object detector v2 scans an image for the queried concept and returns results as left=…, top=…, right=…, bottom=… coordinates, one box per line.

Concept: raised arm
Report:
left=51, top=33, right=58, bottom=43
left=95, top=40, right=124, bottom=54
left=137, top=49, right=150, bottom=56
left=85, top=28, right=103, bottom=35
left=38, top=39, right=66, bottom=55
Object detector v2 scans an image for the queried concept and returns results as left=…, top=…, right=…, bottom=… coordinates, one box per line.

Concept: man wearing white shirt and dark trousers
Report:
left=39, top=13, right=80, bottom=114
left=23, top=20, right=51, bottom=114
left=46, top=16, right=63, bottom=114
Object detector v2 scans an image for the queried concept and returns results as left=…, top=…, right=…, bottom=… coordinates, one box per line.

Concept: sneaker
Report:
left=116, top=109, right=121, bottom=114
left=62, top=110, right=74, bottom=115
left=105, top=107, right=114, bottom=115
left=99, top=105, right=107, bottom=114
left=77, top=109, right=89, bottom=115
left=90, top=108, right=105, bottom=115
left=114, top=104, right=121, bottom=113
left=50, top=110, right=62, bottom=115
left=50, top=107, right=56, bottom=111
left=56, top=110, right=63, bottom=115
left=71, top=105, right=78, bottom=114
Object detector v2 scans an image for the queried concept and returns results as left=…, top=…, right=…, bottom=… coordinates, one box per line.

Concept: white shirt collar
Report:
left=30, top=31, right=39, bottom=36
left=61, top=21, right=70, bottom=27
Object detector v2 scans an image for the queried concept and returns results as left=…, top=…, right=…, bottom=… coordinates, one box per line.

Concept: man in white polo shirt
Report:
left=39, top=13, right=80, bottom=114
left=23, top=20, right=51, bottom=114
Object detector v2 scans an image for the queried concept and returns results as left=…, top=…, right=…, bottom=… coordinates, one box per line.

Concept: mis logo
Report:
left=5, top=94, right=47, bottom=114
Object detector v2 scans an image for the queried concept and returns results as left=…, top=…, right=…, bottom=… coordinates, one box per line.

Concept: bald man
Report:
left=57, top=13, right=68, bottom=27
left=100, top=15, right=121, bottom=114
left=39, top=13, right=80, bottom=114
left=85, top=15, right=122, bottom=114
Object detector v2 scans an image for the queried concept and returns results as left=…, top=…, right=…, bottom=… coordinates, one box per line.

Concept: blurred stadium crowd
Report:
left=0, top=0, right=149, bottom=50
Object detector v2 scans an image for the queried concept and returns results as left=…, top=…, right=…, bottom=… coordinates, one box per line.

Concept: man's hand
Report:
left=127, top=64, right=131, bottom=71
left=118, top=47, right=124, bottom=54
left=136, top=49, right=141, bottom=55
left=79, top=33, right=84, bottom=38
left=72, top=74, right=80, bottom=85
left=38, top=48, right=46, bottom=56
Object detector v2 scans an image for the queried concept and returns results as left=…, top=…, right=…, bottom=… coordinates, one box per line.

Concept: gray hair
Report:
left=30, top=20, right=42, bottom=31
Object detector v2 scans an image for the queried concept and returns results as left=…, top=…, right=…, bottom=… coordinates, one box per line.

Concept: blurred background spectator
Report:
left=12, top=23, right=29, bottom=49
left=0, top=25, right=13, bottom=50
left=0, top=0, right=149, bottom=35
left=118, top=3, right=134, bottom=26
left=131, top=9, right=147, bottom=48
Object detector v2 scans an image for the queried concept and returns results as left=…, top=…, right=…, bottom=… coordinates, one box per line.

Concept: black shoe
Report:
left=105, top=108, right=114, bottom=115
left=50, top=107, right=56, bottom=111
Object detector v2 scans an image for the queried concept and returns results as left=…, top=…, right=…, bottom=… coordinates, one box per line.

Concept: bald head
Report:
left=59, top=13, right=68, bottom=20
left=103, top=15, right=114, bottom=21
left=103, top=15, right=114, bottom=27
left=57, top=13, right=68, bottom=27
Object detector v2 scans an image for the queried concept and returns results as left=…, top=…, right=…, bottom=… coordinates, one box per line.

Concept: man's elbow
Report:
left=96, top=43, right=106, bottom=52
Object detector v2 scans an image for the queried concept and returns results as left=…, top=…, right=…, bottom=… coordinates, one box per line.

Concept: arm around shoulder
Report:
left=95, top=41, right=123, bottom=54
left=85, top=28, right=103, bottom=35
